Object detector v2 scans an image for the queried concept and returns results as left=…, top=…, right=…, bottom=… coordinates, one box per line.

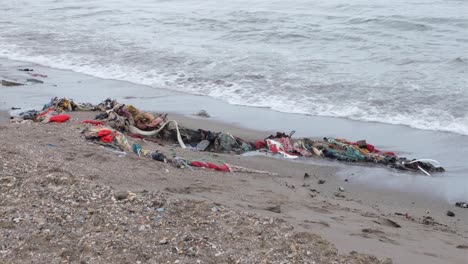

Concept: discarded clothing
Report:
left=151, top=152, right=166, bottom=162
left=48, top=114, right=70, bottom=123
left=82, top=126, right=131, bottom=152
left=256, top=134, right=444, bottom=175
left=28, top=73, right=47, bottom=78
left=81, top=120, right=104, bottom=126
left=18, top=110, right=39, bottom=120
left=190, top=161, right=230, bottom=172
left=1, top=80, right=24, bottom=86
left=27, top=78, right=44, bottom=84
left=90, top=99, right=186, bottom=148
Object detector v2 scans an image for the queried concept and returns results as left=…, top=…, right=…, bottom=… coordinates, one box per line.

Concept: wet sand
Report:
left=1, top=58, right=468, bottom=263
left=0, top=111, right=8, bottom=124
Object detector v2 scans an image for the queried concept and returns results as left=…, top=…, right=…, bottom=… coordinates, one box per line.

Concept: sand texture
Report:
left=1, top=111, right=467, bottom=263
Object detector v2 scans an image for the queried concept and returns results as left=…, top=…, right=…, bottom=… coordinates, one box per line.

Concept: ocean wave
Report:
left=1, top=46, right=466, bottom=137
left=1, top=0, right=467, bottom=136
left=347, top=16, right=432, bottom=31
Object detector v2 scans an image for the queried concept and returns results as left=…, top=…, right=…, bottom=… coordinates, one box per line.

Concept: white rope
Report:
left=417, top=165, right=431, bottom=176
left=408, top=159, right=441, bottom=167
left=407, top=159, right=442, bottom=176
left=128, top=120, right=186, bottom=149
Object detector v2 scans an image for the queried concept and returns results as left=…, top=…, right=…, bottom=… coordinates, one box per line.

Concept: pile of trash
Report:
left=1, top=68, right=48, bottom=87
left=256, top=132, right=445, bottom=176
left=11, top=97, right=94, bottom=124
left=10, top=97, right=445, bottom=175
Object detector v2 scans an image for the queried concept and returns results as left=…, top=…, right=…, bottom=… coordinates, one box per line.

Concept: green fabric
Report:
left=344, top=146, right=365, bottom=161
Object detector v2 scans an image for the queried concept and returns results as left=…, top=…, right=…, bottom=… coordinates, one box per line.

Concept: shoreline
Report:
left=1, top=58, right=467, bottom=202
left=1, top=58, right=468, bottom=262
left=1, top=57, right=468, bottom=138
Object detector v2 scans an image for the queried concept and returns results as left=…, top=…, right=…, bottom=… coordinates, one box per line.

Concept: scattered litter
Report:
left=28, top=73, right=48, bottom=78
left=196, top=140, right=210, bottom=151
left=46, top=144, right=58, bottom=147
left=17, top=68, right=33, bottom=71
left=190, top=161, right=230, bottom=172
left=82, top=126, right=131, bottom=152
left=7, top=96, right=446, bottom=178
left=81, top=120, right=104, bottom=126
left=171, top=156, right=191, bottom=169
left=338, top=187, right=345, bottom=192
left=318, top=180, right=326, bottom=184
left=455, top=202, right=468, bottom=208
left=446, top=211, right=455, bottom=217
left=258, top=133, right=444, bottom=175
left=48, top=114, right=70, bottom=123
left=196, top=110, right=210, bottom=118
left=156, top=208, right=165, bottom=213
left=334, top=193, right=345, bottom=198
left=373, top=218, right=401, bottom=228
left=151, top=151, right=166, bottom=162
left=132, top=143, right=142, bottom=157
left=26, top=78, right=44, bottom=84
left=108, top=149, right=128, bottom=157
left=2, top=80, right=24, bottom=86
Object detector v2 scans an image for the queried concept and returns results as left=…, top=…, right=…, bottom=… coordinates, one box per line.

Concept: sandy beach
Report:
left=1, top=59, right=468, bottom=263
left=1, top=108, right=467, bottom=263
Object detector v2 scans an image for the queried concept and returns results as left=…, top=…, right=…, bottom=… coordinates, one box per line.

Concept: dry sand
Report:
left=0, top=111, right=467, bottom=263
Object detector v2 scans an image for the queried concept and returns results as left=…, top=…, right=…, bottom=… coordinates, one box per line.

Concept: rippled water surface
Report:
left=1, top=0, right=467, bottom=134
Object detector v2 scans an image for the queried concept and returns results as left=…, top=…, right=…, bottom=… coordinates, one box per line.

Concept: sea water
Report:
left=1, top=0, right=467, bottom=135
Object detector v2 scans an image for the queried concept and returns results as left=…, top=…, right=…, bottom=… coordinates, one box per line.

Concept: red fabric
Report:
left=97, top=129, right=112, bottom=137
left=278, top=137, right=295, bottom=152
left=48, top=114, right=70, bottom=123
left=295, top=147, right=312, bottom=157
left=81, top=120, right=104, bottom=126
left=189, top=161, right=231, bottom=172
left=254, top=140, right=266, bottom=149
left=147, top=117, right=163, bottom=128
left=366, top=144, right=375, bottom=152
left=190, top=161, right=205, bottom=168
left=215, top=164, right=230, bottom=172
left=383, top=151, right=396, bottom=157
left=128, top=133, right=144, bottom=139
left=100, top=133, right=115, bottom=143
left=269, top=144, right=279, bottom=154
left=39, top=108, right=54, bottom=117
left=29, top=73, right=48, bottom=78
left=206, top=163, right=219, bottom=170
